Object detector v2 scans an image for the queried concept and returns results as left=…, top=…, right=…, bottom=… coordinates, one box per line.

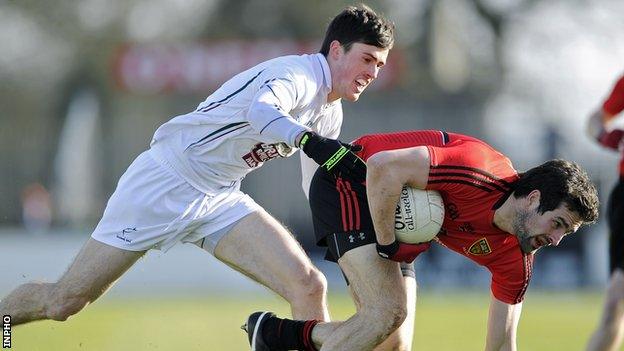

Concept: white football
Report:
left=394, top=187, right=445, bottom=244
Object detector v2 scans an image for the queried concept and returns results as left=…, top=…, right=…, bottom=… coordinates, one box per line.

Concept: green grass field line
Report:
left=9, top=291, right=604, bottom=350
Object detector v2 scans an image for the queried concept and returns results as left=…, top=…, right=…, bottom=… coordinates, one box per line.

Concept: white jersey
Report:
left=149, top=53, right=342, bottom=195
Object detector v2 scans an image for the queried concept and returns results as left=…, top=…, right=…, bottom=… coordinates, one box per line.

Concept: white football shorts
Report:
left=91, top=150, right=261, bottom=253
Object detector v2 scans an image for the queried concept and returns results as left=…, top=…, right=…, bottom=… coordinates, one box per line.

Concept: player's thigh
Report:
left=55, top=238, right=145, bottom=297
left=338, top=244, right=406, bottom=308
left=213, top=208, right=318, bottom=294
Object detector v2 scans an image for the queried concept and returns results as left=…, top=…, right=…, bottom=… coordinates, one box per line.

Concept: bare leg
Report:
left=369, top=276, right=416, bottom=351
left=587, top=269, right=624, bottom=351
left=310, top=244, right=408, bottom=351
left=212, top=209, right=329, bottom=321
left=0, top=238, right=144, bottom=325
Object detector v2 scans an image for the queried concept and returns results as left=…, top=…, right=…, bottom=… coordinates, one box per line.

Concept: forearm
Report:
left=367, top=147, right=431, bottom=246
left=485, top=296, right=521, bottom=351
left=367, top=153, right=404, bottom=245
left=247, top=88, right=309, bottom=146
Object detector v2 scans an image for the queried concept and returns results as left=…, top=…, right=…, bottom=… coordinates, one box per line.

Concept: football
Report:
left=394, top=186, right=445, bottom=243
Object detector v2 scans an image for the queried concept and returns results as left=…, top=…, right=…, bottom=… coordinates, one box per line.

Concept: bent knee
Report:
left=364, top=302, right=408, bottom=335
left=384, top=303, right=408, bottom=330
left=45, top=285, right=94, bottom=321
left=382, top=303, right=408, bottom=330
left=47, top=297, right=91, bottom=321
left=286, top=268, right=327, bottom=302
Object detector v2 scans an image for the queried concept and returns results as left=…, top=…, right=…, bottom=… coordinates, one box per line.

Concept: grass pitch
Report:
left=10, top=290, right=604, bottom=350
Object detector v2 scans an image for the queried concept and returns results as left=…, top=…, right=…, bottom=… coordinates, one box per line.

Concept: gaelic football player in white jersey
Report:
left=0, top=3, right=393, bottom=334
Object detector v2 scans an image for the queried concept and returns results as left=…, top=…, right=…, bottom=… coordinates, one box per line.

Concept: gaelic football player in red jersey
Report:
left=586, top=74, right=624, bottom=351
left=245, top=130, right=599, bottom=351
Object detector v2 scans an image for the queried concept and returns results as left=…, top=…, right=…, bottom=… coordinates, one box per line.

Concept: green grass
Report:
left=10, top=291, right=605, bottom=350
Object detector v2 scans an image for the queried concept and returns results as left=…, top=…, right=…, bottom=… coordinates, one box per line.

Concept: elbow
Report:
left=367, top=151, right=395, bottom=179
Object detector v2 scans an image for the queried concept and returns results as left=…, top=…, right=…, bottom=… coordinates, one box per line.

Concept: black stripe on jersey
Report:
left=261, top=82, right=288, bottom=114
left=260, top=78, right=294, bottom=109
left=428, top=172, right=509, bottom=193
left=265, top=85, right=279, bottom=102
left=185, top=122, right=250, bottom=150
left=428, top=179, right=495, bottom=193
left=430, top=165, right=513, bottom=189
left=260, top=77, right=294, bottom=87
left=260, top=116, right=287, bottom=134
left=197, top=69, right=265, bottom=113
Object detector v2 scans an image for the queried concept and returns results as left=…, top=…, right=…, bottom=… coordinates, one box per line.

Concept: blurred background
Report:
left=1, top=0, right=624, bottom=349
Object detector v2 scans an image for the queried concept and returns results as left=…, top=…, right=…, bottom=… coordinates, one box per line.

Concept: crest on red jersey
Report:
left=468, top=238, right=491, bottom=255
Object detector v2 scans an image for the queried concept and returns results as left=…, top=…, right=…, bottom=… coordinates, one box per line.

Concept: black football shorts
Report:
left=309, top=168, right=415, bottom=280
left=309, top=167, right=376, bottom=262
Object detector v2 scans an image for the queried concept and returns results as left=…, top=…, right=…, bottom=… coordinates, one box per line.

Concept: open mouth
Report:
left=532, top=236, right=552, bottom=250
left=355, top=78, right=368, bottom=92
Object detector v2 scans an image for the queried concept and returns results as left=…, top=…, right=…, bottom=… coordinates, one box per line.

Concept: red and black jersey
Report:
left=353, top=130, right=532, bottom=304
left=601, top=74, right=624, bottom=175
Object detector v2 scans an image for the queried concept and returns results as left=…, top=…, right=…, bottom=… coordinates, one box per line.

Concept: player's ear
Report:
left=329, top=40, right=343, bottom=60
left=526, top=190, right=541, bottom=211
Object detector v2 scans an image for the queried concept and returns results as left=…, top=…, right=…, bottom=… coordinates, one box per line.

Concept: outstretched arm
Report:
left=485, top=293, right=522, bottom=351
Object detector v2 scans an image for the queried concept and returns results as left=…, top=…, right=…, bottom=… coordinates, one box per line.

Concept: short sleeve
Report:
left=488, top=246, right=533, bottom=304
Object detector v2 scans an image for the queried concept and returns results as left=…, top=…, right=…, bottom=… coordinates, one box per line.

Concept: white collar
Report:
left=313, top=53, right=332, bottom=91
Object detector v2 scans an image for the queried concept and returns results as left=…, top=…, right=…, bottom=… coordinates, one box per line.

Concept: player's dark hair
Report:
left=513, top=159, right=599, bottom=224
left=319, top=4, right=395, bottom=56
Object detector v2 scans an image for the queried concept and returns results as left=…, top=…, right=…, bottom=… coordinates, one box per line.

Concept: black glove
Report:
left=299, top=132, right=366, bottom=182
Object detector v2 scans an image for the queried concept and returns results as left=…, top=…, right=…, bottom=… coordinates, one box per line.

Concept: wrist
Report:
left=376, top=240, right=399, bottom=259
left=296, top=131, right=311, bottom=148
left=377, top=232, right=396, bottom=246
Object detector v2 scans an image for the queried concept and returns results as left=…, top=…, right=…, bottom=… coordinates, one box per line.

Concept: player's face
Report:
left=514, top=203, right=582, bottom=254
left=327, top=41, right=389, bottom=102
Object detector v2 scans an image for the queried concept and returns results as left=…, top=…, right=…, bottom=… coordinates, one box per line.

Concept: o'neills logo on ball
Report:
left=395, top=188, right=415, bottom=231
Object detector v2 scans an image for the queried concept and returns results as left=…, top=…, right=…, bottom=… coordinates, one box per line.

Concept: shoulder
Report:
left=434, top=137, right=516, bottom=178
left=266, top=54, right=326, bottom=95
left=264, top=55, right=320, bottom=81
